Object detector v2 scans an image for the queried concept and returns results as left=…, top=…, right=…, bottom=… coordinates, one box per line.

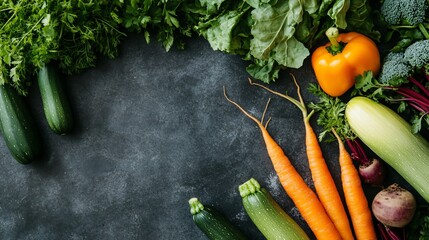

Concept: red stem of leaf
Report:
left=377, top=223, right=406, bottom=240
left=378, top=223, right=390, bottom=240
left=396, top=88, right=429, bottom=106
left=345, top=139, right=370, bottom=165
left=408, top=76, right=429, bottom=98
left=385, top=75, right=429, bottom=114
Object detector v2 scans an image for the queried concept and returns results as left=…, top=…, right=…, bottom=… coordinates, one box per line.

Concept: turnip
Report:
left=358, top=158, right=386, bottom=186
left=372, top=183, right=416, bottom=228
left=346, top=139, right=386, bottom=186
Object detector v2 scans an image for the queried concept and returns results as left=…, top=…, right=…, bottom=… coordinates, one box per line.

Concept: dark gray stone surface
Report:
left=0, top=35, right=407, bottom=239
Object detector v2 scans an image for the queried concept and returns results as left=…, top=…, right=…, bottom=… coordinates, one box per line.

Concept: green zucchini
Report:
left=38, top=63, right=73, bottom=134
left=239, top=178, right=309, bottom=240
left=0, top=85, right=41, bottom=164
left=189, top=197, right=247, bottom=240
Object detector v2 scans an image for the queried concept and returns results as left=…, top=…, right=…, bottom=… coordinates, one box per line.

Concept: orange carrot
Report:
left=249, top=76, right=354, bottom=240
left=332, top=128, right=377, bottom=240
left=224, top=88, right=341, bottom=240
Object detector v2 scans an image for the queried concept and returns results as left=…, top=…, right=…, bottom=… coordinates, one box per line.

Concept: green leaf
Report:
left=327, top=0, right=350, bottom=29
left=302, top=0, right=319, bottom=14
left=274, top=36, right=309, bottom=68
left=197, top=9, right=249, bottom=53
left=246, top=58, right=280, bottom=84
left=250, top=0, right=308, bottom=68
left=345, top=0, right=380, bottom=41
left=199, top=0, right=226, bottom=14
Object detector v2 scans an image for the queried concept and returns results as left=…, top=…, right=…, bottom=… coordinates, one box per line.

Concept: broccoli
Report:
left=380, top=0, right=429, bottom=50
left=379, top=52, right=412, bottom=85
left=373, top=41, right=429, bottom=133
left=380, top=41, right=429, bottom=84
left=404, top=40, right=429, bottom=69
left=380, top=0, right=427, bottom=26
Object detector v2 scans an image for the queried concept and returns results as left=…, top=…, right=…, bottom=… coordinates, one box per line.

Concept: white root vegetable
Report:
left=372, top=183, right=416, bottom=228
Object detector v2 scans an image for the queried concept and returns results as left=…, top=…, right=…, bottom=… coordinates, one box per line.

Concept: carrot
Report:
left=332, top=128, right=377, bottom=240
left=224, top=87, right=341, bottom=240
left=249, top=76, right=354, bottom=240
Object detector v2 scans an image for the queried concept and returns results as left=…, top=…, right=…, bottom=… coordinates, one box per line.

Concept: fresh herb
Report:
left=308, top=83, right=351, bottom=142
left=0, top=0, right=201, bottom=95
left=0, top=0, right=380, bottom=94
left=0, top=0, right=126, bottom=95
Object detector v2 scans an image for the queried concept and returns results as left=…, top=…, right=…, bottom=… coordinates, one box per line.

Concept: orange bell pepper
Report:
left=311, top=27, right=380, bottom=97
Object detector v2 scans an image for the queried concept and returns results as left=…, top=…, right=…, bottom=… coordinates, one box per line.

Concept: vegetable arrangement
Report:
left=223, top=86, right=342, bottom=239
left=1, top=0, right=429, bottom=239
left=248, top=77, right=354, bottom=239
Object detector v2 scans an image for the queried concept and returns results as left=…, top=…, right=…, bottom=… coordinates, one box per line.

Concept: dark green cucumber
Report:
left=0, top=85, right=41, bottom=164
left=189, top=198, right=247, bottom=240
left=38, top=63, right=73, bottom=134
left=239, top=178, right=309, bottom=240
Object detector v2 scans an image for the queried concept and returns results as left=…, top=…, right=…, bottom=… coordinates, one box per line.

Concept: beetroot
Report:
left=372, top=183, right=416, bottom=228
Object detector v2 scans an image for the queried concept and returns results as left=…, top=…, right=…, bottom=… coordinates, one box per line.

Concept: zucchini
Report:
left=239, top=178, right=309, bottom=240
left=345, top=96, right=429, bottom=202
left=38, top=63, right=73, bottom=134
left=0, top=85, right=41, bottom=164
left=189, top=197, right=247, bottom=240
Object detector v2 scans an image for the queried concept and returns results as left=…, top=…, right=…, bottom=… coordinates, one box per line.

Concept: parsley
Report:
left=307, top=83, right=354, bottom=142
left=0, top=0, right=126, bottom=95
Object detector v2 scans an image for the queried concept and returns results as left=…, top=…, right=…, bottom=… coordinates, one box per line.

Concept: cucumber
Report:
left=0, top=85, right=41, bottom=164
left=239, top=178, right=309, bottom=240
left=38, top=63, right=73, bottom=134
left=189, top=197, right=247, bottom=240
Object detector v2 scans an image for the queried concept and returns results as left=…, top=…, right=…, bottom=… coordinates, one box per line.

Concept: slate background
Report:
left=0, top=35, right=415, bottom=239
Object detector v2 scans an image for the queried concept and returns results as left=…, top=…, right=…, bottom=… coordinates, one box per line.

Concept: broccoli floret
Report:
left=403, top=40, right=429, bottom=68
left=384, top=52, right=406, bottom=63
left=381, top=0, right=427, bottom=26
left=379, top=52, right=412, bottom=85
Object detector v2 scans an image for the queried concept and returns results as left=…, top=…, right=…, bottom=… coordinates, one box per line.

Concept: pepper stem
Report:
left=325, top=27, right=345, bottom=55
left=326, top=27, right=340, bottom=46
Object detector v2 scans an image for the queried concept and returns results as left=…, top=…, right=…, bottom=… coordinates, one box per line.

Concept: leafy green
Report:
left=307, top=83, right=353, bottom=142
left=0, top=0, right=200, bottom=95
left=0, top=0, right=379, bottom=94
left=408, top=206, right=429, bottom=240
left=328, top=0, right=350, bottom=29
left=345, top=0, right=380, bottom=40
left=194, top=3, right=251, bottom=54
left=193, top=0, right=377, bottom=83
left=250, top=1, right=309, bottom=68
left=0, top=0, right=125, bottom=95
